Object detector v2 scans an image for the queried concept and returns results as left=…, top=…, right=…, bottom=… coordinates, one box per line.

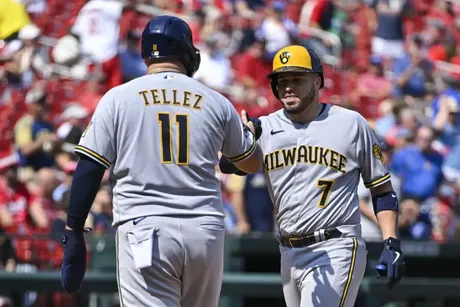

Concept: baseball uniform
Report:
left=74, top=71, right=257, bottom=307
left=257, top=103, right=391, bottom=307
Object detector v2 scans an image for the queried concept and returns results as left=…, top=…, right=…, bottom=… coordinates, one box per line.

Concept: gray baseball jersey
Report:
left=258, top=103, right=390, bottom=236
left=74, top=72, right=256, bottom=226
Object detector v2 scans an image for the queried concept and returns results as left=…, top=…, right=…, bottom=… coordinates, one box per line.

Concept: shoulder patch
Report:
left=373, top=143, right=385, bottom=165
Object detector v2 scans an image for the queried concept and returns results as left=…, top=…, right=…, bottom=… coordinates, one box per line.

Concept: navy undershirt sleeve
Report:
left=66, top=155, right=106, bottom=230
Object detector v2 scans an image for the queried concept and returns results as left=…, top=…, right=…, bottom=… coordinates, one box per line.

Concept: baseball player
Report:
left=220, top=45, right=405, bottom=307
left=60, top=16, right=263, bottom=307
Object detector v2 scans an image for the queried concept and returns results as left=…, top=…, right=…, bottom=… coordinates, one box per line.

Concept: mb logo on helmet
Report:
left=280, top=52, right=291, bottom=64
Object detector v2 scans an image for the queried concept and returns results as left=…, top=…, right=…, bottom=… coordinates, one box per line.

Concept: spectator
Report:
left=237, top=38, right=271, bottom=90
left=120, top=30, right=146, bottom=83
left=0, top=39, right=31, bottom=88
left=55, top=104, right=89, bottom=166
left=430, top=183, right=456, bottom=243
left=299, top=0, right=334, bottom=31
left=0, top=151, right=32, bottom=238
left=13, top=87, right=58, bottom=171
left=431, top=60, right=460, bottom=149
left=384, top=106, right=420, bottom=148
left=29, top=167, right=60, bottom=231
left=370, top=0, right=414, bottom=59
left=56, top=104, right=89, bottom=146
left=226, top=170, right=274, bottom=234
left=256, top=1, right=300, bottom=60
left=85, top=188, right=113, bottom=233
left=193, top=33, right=233, bottom=91
left=52, top=160, right=76, bottom=204
left=0, top=227, right=15, bottom=307
left=354, top=55, right=392, bottom=119
left=17, top=23, right=50, bottom=81
left=398, top=198, right=432, bottom=240
left=298, top=0, right=336, bottom=57
left=0, top=151, right=38, bottom=307
left=432, top=92, right=460, bottom=150
left=392, top=36, right=435, bottom=99
left=391, top=126, right=444, bottom=201
left=70, top=0, right=125, bottom=90
left=51, top=34, right=91, bottom=81
left=0, top=227, right=15, bottom=272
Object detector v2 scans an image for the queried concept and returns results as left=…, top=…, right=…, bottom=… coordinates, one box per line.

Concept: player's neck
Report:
left=146, top=62, right=186, bottom=75
left=288, top=102, right=322, bottom=124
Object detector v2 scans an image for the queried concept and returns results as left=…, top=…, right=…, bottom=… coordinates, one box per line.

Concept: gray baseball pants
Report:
left=280, top=228, right=367, bottom=307
left=116, top=215, right=225, bottom=307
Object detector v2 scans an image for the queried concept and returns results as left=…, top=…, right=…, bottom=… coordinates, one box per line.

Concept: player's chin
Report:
left=281, top=97, right=301, bottom=107
left=282, top=98, right=301, bottom=112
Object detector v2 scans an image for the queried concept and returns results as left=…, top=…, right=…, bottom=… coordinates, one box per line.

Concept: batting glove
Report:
left=375, top=237, right=405, bottom=289
left=61, top=228, right=88, bottom=293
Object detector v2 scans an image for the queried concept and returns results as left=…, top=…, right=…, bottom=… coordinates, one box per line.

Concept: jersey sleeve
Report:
left=221, top=102, right=257, bottom=163
left=356, top=115, right=391, bottom=188
left=74, top=90, right=116, bottom=169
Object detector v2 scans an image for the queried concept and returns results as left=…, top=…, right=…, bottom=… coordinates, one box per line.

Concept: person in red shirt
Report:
left=0, top=151, right=34, bottom=265
left=354, top=55, right=392, bottom=120
left=238, top=39, right=272, bottom=89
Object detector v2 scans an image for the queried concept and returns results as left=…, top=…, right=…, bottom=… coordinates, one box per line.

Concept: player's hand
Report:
left=241, top=110, right=255, bottom=134
left=241, top=110, right=263, bottom=140
left=375, top=237, right=405, bottom=289
left=61, top=228, right=88, bottom=293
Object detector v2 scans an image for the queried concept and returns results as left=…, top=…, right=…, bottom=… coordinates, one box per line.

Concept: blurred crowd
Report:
left=1, top=0, right=460, bottom=303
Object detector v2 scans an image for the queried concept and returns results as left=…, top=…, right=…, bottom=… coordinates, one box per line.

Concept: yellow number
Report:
left=157, top=112, right=189, bottom=165
left=317, top=179, right=334, bottom=208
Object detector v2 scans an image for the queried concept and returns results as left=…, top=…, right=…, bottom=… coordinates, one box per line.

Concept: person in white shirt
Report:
left=70, top=0, right=140, bottom=90
left=193, top=34, right=233, bottom=92
left=255, top=1, right=300, bottom=61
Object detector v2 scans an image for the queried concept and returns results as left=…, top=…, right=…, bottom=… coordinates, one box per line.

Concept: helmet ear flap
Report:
left=270, top=78, right=279, bottom=100
left=187, top=48, right=201, bottom=78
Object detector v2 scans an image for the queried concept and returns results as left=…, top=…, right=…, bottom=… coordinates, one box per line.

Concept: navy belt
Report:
left=279, top=228, right=342, bottom=248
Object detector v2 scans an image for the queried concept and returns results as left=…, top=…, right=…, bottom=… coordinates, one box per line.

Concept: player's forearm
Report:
left=376, top=210, right=398, bottom=240
left=370, top=182, right=398, bottom=240
left=66, top=156, right=105, bottom=230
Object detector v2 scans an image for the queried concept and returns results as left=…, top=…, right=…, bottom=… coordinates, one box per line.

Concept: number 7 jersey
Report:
left=258, top=104, right=390, bottom=236
left=75, top=72, right=256, bottom=226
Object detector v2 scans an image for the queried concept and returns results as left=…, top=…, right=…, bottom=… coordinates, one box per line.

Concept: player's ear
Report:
left=315, top=75, right=322, bottom=89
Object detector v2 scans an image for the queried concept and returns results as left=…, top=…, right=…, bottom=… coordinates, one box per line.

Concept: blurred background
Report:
left=1, top=0, right=460, bottom=306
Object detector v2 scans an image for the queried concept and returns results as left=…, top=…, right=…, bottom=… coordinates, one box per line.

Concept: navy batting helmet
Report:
left=141, top=16, right=201, bottom=77
left=267, top=45, right=324, bottom=99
